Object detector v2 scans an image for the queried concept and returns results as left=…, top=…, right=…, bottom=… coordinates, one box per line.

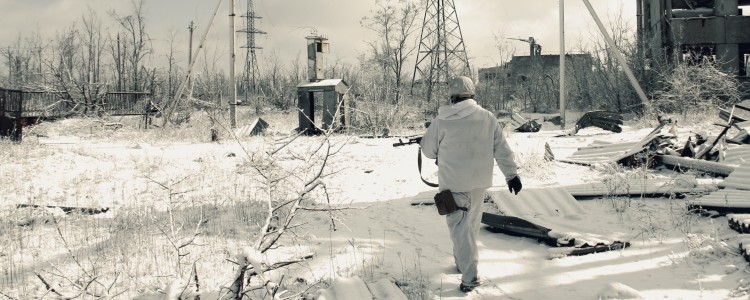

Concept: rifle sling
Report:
left=417, top=146, right=439, bottom=187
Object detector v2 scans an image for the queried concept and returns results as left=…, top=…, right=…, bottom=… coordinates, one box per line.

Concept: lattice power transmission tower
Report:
left=411, top=0, right=471, bottom=107
left=239, top=0, right=266, bottom=109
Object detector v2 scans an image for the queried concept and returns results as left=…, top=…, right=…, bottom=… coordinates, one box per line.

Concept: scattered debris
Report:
left=515, top=119, right=542, bottom=133
left=559, top=125, right=671, bottom=166
left=562, top=176, right=717, bottom=199
left=543, top=115, right=562, bottom=126
left=739, top=236, right=750, bottom=263
left=544, top=142, right=555, bottom=161
left=482, top=213, right=571, bottom=247
left=692, top=101, right=750, bottom=159
left=723, top=145, right=750, bottom=165
left=481, top=187, right=631, bottom=257
left=728, top=214, right=750, bottom=234
left=718, top=163, right=750, bottom=190
left=511, top=112, right=541, bottom=133
left=234, top=117, right=269, bottom=136
left=573, top=110, right=624, bottom=134
left=728, top=122, right=750, bottom=144
left=719, top=100, right=750, bottom=123
left=656, top=155, right=736, bottom=177
left=688, top=189, right=750, bottom=215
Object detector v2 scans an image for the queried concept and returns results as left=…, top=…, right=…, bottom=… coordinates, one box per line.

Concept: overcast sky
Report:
left=0, top=0, right=641, bottom=73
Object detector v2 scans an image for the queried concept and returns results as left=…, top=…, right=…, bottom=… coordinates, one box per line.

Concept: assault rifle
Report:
left=392, top=134, right=437, bottom=186
left=392, top=135, right=423, bottom=147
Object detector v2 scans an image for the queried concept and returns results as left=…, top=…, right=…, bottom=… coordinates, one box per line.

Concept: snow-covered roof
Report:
left=297, top=79, right=349, bottom=94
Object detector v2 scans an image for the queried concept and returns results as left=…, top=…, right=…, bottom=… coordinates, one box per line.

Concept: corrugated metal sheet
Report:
left=692, top=189, right=750, bottom=207
left=411, top=188, right=631, bottom=248
left=722, top=145, right=750, bottom=166
left=559, top=128, right=668, bottom=165
left=234, top=117, right=269, bottom=136
left=486, top=187, right=585, bottom=217
left=719, top=163, right=750, bottom=190
left=563, top=177, right=717, bottom=198
left=484, top=187, right=630, bottom=248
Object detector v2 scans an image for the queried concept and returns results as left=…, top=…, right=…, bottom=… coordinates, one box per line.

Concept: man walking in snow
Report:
left=420, top=76, right=522, bottom=293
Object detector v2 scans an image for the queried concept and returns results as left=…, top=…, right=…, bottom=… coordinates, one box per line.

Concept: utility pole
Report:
left=239, top=0, right=266, bottom=114
left=163, top=0, right=224, bottom=128
left=411, top=0, right=471, bottom=111
left=559, top=0, right=566, bottom=130
left=229, top=0, right=237, bottom=128
left=116, top=33, right=122, bottom=92
left=188, top=21, right=196, bottom=92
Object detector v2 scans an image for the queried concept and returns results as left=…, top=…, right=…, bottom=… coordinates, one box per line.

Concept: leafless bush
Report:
left=653, top=59, right=742, bottom=116
left=223, top=129, right=353, bottom=299
left=348, top=81, right=424, bottom=137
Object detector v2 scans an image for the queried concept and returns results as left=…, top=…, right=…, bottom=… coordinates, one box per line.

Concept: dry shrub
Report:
left=653, top=60, right=742, bottom=116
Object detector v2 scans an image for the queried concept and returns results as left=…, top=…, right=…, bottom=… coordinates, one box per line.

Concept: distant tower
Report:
left=411, top=0, right=471, bottom=107
left=239, top=0, right=266, bottom=109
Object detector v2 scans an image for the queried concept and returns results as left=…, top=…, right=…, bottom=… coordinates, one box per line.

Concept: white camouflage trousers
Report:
left=446, top=188, right=486, bottom=284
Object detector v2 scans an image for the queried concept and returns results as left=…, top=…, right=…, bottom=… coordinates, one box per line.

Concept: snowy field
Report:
left=0, top=110, right=747, bottom=299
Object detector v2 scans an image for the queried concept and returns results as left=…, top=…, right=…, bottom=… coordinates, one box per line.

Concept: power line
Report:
left=238, top=0, right=266, bottom=111
left=411, top=0, right=471, bottom=106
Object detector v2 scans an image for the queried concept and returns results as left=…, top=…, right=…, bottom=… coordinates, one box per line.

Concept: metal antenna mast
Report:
left=239, top=0, right=266, bottom=111
left=411, top=0, right=471, bottom=107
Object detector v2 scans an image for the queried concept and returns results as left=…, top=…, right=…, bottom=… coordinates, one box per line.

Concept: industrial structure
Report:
left=239, top=0, right=266, bottom=106
left=478, top=36, right=592, bottom=105
left=411, top=0, right=472, bottom=105
left=296, top=36, right=349, bottom=134
left=638, top=0, right=750, bottom=77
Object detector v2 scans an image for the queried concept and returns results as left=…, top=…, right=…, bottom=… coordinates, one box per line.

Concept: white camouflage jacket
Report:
left=420, top=99, right=518, bottom=192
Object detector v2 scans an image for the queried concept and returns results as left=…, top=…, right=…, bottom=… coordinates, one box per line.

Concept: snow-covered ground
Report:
left=1, top=111, right=747, bottom=299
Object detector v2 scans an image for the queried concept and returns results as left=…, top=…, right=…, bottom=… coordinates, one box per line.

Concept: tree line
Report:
left=2, top=0, right=744, bottom=130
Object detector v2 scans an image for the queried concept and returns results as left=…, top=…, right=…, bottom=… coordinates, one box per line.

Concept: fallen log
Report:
left=656, top=155, right=736, bottom=177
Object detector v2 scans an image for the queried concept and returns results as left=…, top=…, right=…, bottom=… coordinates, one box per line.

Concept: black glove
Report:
left=508, top=176, right=522, bottom=195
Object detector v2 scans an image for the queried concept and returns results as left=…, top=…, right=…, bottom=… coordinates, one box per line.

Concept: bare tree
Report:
left=46, top=8, right=109, bottom=114
left=109, top=0, right=151, bottom=92
left=2, top=35, right=28, bottom=88
left=576, top=4, right=640, bottom=113
left=361, top=0, right=421, bottom=104
left=475, top=31, right=518, bottom=111
left=260, top=50, right=289, bottom=110
left=1, top=28, right=50, bottom=89
left=164, top=29, right=181, bottom=100
left=27, top=28, right=49, bottom=89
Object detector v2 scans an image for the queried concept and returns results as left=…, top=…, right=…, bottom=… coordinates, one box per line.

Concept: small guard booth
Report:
left=296, top=79, right=349, bottom=134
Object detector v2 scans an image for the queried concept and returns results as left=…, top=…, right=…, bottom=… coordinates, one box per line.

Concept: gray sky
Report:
left=0, top=0, right=639, bottom=72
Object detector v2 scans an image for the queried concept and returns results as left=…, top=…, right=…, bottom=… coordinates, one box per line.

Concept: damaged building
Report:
left=477, top=34, right=593, bottom=112
left=638, top=0, right=750, bottom=77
